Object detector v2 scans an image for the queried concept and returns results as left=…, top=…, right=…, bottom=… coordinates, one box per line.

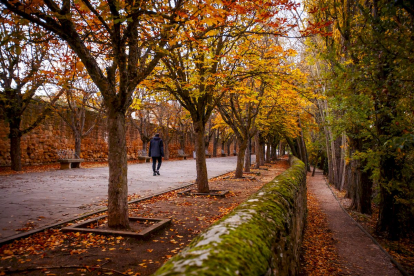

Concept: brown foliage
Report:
left=0, top=161, right=288, bottom=275
left=299, top=191, right=344, bottom=275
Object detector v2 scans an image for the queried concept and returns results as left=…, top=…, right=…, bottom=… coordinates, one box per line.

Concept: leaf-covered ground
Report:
left=330, top=185, right=414, bottom=275
left=299, top=191, right=345, bottom=275
left=0, top=160, right=289, bottom=275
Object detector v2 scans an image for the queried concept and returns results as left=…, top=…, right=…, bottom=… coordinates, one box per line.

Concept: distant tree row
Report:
left=0, top=0, right=326, bottom=230
left=304, top=0, right=414, bottom=239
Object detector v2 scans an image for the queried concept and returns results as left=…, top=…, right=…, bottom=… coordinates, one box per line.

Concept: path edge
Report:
left=318, top=171, right=409, bottom=276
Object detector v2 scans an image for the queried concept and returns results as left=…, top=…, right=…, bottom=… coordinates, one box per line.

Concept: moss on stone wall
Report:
left=153, top=157, right=307, bottom=276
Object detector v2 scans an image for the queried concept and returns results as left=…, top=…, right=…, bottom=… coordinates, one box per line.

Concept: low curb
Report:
left=0, top=168, right=236, bottom=247
left=322, top=173, right=410, bottom=276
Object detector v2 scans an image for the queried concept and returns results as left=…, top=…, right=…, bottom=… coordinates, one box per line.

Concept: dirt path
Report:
left=308, top=169, right=401, bottom=276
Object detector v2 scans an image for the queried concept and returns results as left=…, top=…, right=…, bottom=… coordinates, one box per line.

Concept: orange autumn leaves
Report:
left=301, top=191, right=344, bottom=275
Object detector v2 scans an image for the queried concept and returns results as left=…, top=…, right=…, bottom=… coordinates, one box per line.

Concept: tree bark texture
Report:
left=212, top=130, right=218, bottom=157
left=266, top=142, right=271, bottom=163
left=244, top=138, right=251, bottom=173
left=347, top=136, right=372, bottom=214
left=10, top=120, right=22, bottom=171
left=164, top=140, right=170, bottom=160
left=259, top=142, right=265, bottom=166
left=235, top=138, right=247, bottom=178
left=107, top=110, right=129, bottom=229
left=255, top=133, right=261, bottom=169
left=298, top=117, right=310, bottom=171
left=74, top=131, right=81, bottom=158
left=194, top=122, right=209, bottom=193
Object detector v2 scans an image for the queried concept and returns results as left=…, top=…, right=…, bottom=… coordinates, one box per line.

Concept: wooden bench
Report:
left=221, top=150, right=227, bottom=157
left=58, top=158, right=85, bottom=170
left=177, top=149, right=189, bottom=160
left=138, top=150, right=151, bottom=163
left=205, top=150, right=212, bottom=158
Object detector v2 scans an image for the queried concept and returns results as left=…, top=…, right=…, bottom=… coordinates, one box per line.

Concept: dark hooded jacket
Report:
left=149, top=136, right=164, bottom=157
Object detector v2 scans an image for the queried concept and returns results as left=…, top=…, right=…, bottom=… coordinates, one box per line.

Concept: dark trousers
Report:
left=152, top=156, right=162, bottom=172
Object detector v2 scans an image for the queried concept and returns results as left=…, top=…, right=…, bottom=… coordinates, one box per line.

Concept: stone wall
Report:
left=0, top=100, right=234, bottom=167
left=153, top=156, right=307, bottom=276
left=0, top=102, right=131, bottom=166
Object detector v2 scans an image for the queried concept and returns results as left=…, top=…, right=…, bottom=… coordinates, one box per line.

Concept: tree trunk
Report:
left=194, top=121, right=209, bottom=193
left=74, top=131, right=82, bottom=158
left=271, top=141, right=278, bottom=160
left=179, top=129, right=185, bottom=150
left=212, top=130, right=218, bottom=157
left=285, top=137, right=298, bottom=158
left=296, top=138, right=303, bottom=161
left=377, top=151, right=405, bottom=239
left=244, top=137, right=251, bottom=173
left=266, top=142, right=271, bottom=163
left=164, top=139, right=170, bottom=160
left=298, top=117, right=310, bottom=171
left=235, top=138, right=247, bottom=178
left=255, top=133, right=260, bottom=169
left=319, top=153, right=326, bottom=170
left=226, top=140, right=231, bottom=156
left=333, top=136, right=343, bottom=189
left=259, top=142, right=265, bottom=166
left=107, top=109, right=129, bottom=229
left=10, top=120, right=22, bottom=171
left=142, top=137, right=150, bottom=152
left=312, top=151, right=320, bottom=177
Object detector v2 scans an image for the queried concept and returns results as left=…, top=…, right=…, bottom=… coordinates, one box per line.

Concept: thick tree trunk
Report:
left=377, top=151, right=405, bottom=239
left=348, top=145, right=372, bottom=214
left=235, top=138, right=247, bottom=178
left=107, top=110, right=129, bottom=229
left=10, top=121, right=22, bottom=171
left=259, top=142, right=265, bottom=166
left=194, top=122, right=209, bottom=193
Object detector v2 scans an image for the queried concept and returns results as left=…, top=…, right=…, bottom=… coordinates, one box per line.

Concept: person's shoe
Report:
left=156, top=170, right=160, bottom=175
left=153, top=172, right=157, bottom=176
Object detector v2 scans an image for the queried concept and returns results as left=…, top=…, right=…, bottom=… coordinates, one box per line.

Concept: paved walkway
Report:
left=0, top=156, right=252, bottom=243
left=308, top=169, right=401, bottom=276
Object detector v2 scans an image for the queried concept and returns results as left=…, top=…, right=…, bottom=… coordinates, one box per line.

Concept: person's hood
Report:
left=153, top=137, right=161, bottom=140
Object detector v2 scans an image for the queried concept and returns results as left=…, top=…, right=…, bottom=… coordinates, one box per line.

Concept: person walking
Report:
left=149, top=133, right=164, bottom=176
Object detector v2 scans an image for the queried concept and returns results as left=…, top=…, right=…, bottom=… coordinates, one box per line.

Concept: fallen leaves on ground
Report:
left=0, top=160, right=289, bottom=276
left=331, top=186, right=414, bottom=275
left=300, top=191, right=344, bottom=275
